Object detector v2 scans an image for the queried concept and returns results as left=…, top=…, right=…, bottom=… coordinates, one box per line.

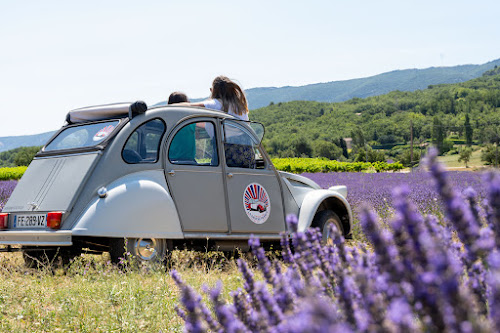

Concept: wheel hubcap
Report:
left=134, top=238, right=158, bottom=261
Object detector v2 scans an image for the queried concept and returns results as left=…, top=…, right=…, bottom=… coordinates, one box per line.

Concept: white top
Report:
left=203, top=99, right=249, bottom=121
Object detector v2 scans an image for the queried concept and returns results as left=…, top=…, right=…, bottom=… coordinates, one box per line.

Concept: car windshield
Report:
left=44, top=120, right=120, bottom=152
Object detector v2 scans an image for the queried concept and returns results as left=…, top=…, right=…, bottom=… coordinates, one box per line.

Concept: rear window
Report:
left=45, top=120, right=120, bottom=152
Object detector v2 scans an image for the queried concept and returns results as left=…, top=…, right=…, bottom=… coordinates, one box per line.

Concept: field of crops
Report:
left=1, top=152, right=500, bottom=331
left=272, top=157, right=404, bottom=173
left=0, top=166, right=27, bottom=181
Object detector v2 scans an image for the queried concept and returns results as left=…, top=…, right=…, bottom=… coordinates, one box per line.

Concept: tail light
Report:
left=0, top=213, right=8, bottom=229
left=47, top=212, right=63, bottom=229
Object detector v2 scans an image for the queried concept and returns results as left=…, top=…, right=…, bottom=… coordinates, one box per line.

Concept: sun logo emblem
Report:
left=243, top=183, right=270, bottom=224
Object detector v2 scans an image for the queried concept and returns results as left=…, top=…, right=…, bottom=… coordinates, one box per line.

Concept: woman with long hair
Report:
left=184, top=76, right=249, bottom=120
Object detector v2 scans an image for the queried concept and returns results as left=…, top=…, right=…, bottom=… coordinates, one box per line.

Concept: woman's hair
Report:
left=210, top=76, right=248, bottom=115
left=168, top=92, right=189, bottom=104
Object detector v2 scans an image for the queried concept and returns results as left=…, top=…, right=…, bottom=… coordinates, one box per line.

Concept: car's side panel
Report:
left=72, top=170, right=183, bottom=238
left=297, top=189, right=353, bottom=233
left=226, top=171, right=286, bottom=234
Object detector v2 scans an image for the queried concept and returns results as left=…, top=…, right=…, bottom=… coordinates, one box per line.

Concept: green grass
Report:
left=436, top=148, right=483, bottom=169
left=0, top=251, right=244, bottom=332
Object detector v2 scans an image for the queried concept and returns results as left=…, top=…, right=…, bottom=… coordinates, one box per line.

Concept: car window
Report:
left=224, top=121, right=265, bottom=169
left=122, top=119, right=165, bottom=164
left=45, top=120, right=119, bottom=151
left=168, top=121, right=218, bottom=166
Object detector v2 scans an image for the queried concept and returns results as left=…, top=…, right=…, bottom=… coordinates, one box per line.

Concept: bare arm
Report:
left=172, top=102, right=206, bottom=107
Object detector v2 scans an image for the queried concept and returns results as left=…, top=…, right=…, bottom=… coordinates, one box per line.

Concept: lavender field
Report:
left=0, top=180, right=16, bottom=212
left=303, top=170, right=486, bottom=218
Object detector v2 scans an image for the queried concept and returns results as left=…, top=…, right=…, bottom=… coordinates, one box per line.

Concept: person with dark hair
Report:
left=184, top=76, right=249, bottom=120
left=168, top=92, right=189, bottom=105
left=167, top=91, right=195, bottom=162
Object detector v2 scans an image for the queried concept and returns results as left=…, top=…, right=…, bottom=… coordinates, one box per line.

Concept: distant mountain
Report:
left=0, top=131, right=56, bottom=153
left=155, top=58, right=500, bottom=109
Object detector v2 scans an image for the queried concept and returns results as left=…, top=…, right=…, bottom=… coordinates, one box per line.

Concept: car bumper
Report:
left=0, top=230, right=72, bottom=246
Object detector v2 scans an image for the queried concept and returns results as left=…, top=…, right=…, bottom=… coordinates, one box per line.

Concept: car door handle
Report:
left=168, top=170, right=175, bottom=176
left=227, top=173, right=233, bottom=178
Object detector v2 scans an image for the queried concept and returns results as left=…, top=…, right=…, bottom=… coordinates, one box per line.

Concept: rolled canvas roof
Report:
left=66, top=102, right=132, bottom=124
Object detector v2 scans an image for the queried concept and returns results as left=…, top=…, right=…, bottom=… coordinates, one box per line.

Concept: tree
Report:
left=312, top=141, right=342, bottom=160
left=339, top=138, right=349, bottom=159
left=481, top=144, right=500, bottom=167
left=292, top=136, right=312, bottom=157
left=13, top=146, right=42, bottom=166
left=398, top=149, right=421, bottom=168
left=458, top=147, right=472, bottom=168
left=432, top=116, right=445, bottom=155
left=355, top=148, right=386, bottom=163
left=464, top=114, right=473, bottom=146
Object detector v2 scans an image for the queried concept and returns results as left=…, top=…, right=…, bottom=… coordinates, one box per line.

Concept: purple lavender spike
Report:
left=387, top=298, right=419, bottom=332
left=485, top=172, right=500, bottom=248
left=171, top=270, right=209, bottom=332
left=206, top=281, right=249, bottom=333
left=232, top=289, right=259, bottom=332
left=280, top=232, right=294, bottom=264
left=275, top=296, right=349, bottom=333
left=286, top=214, right=298, bottom=233
left=249, top=235, right=278, bottom=288
left=237, top=259, right=265, bottom=314
left=488, top=252, right=500, bottom=331
left=360, top=205, right=404, bottom=284
left=464, top=187, right=482, bottom=227
left=426, top=148, right=484, bottom=263
left=254, top=281, right=284, bottom=326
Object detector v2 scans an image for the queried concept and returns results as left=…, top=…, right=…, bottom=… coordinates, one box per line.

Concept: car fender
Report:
left=72, top=170, right=183, bottom=238
left=297, top=189, right=353, bottom=235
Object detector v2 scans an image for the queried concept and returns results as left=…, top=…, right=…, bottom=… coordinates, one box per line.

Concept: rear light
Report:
left=47, top=212, right=63, bottom=229
left=0, top=213, right=8, bottom=229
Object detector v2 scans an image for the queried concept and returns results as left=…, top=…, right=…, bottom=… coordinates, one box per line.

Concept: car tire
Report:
left=312, top=210, right=344, bottom=244
left=109, top=238, right=170, bottom=265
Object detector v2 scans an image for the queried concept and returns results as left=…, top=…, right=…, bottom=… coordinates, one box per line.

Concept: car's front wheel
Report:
left=312, top=210, right=344, bottom=245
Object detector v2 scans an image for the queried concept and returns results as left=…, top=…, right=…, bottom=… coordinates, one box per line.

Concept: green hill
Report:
left=251, top=67, right=500, bottom=162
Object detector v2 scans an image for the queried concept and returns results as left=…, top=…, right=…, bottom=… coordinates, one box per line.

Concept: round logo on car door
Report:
left=243, top=183, right=270, bottom=224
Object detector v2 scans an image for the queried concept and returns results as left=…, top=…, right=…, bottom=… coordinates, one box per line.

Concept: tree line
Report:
left=0, top=146, right=42, bottom=167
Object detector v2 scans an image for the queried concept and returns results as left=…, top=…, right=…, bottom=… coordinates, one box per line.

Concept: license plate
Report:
left=14, top=214, right=47, bottom=228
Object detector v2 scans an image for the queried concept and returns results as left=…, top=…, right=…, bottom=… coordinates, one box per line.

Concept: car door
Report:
left=223, top=120, right=285, bottom=234
left=165, top=118, right=228, bottom=233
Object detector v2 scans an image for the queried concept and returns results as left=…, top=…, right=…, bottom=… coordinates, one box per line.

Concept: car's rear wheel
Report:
left=109, top=238, right=169, bottom=265
left=312, top=210, right=344, bottom=245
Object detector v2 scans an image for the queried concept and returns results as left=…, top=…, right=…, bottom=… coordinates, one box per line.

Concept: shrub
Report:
left=0, top=166, right=27, bottom=180
left=271, top=158, right=403, bottom=173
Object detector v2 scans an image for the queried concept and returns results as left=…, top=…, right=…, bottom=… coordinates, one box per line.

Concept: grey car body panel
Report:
left=72, top=170, right=183, bottom=238
left=225, top=170, right=285, bottom=233
left=0, top=230, right=72, bottom=246
left=0, top=104, right=353, bottom=248
left=164, top=117, right=229, bottom=233
left=3, top=153, right=100, bottom=213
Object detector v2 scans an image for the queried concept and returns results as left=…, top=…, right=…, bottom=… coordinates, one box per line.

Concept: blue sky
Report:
left=1, top=0, right=499, bottom=136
